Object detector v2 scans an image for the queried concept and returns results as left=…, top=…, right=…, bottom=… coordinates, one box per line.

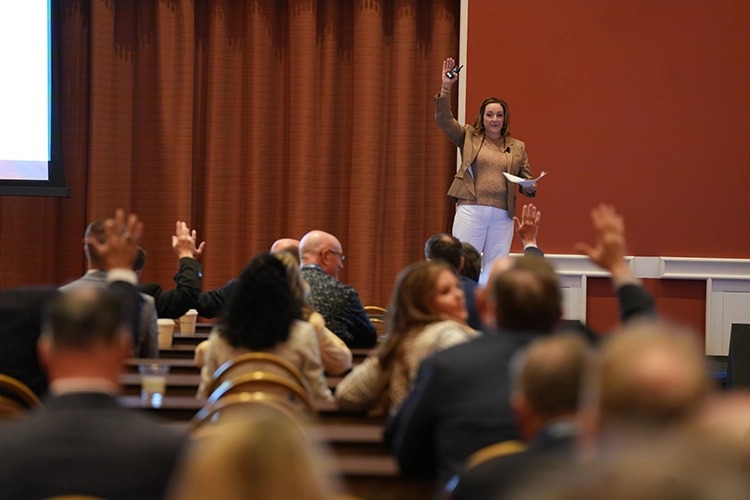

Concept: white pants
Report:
left=452, top=204, right=514, bottom=285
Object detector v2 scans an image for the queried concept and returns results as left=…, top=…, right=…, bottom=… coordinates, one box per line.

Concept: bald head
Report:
left=594, top=321, right=712, bottom=431
left=39, top=286, right=131, bottom=385
left=270, top=238, right=300, bottom=264
left=43, top=287, right=125, bottom=350
left=299, top=230, right=344, bottom=278
left=477, top=256, right=561, bottom=332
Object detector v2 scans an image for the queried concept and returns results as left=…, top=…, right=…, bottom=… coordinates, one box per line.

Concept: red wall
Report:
left=466, top=0, right=750, bottom=258
left=586, top=277, right=706, bottom=340
left=466, top=1, right=750, bottom=338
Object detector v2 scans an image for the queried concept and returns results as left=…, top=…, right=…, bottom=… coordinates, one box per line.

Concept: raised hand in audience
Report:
left=172, top=220, right=206, bottom=260
left=574, top=203, right=631, bottom=281
left=85, top=208, right=144, bottom=271
left=513, top=203, right=541, bottom=248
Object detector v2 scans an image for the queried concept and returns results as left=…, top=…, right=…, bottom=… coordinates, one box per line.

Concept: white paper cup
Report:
left=138, top=363, right=170, bottom=406
left=179, top=309, right=199, bottom=335
left=157, top=318, right=175, bottom=348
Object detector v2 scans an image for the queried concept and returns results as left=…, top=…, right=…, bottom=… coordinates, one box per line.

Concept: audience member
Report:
left=508, top=362, right=747, bottom=500
left=336, top=261, right=477, bottom=415
left=513, top=203, right=544, bottom=257
left=386, top=256, right=563, bottom=490
left=195, top=250, right=352, bottom=376
left=424, top=233, right=481, bottom=330
left=195, top=253, right=332, bottom=401
left=577, top=320, right=713, bottom=459
left=270, top=237, right=301, bottom=261
left=195, top=279, right=234, bottom=319
left=459, top=241, right=481, bottom=282
left=0, top=209, right=145, bottom=398
left=60, top=217, right=159, bottom=357
left=0, top=211, right=187, bottom=499
left=451, top=332, right=589, bottom=499
left=138, top=220, right=205, bottom=318
left=274, top=251, right=352, bottom=375
left=73, top=209, right=147, bottom=344
left=423, top=205, right=543, bottom=332
left=574, top=203, right=655, bottom=324
left=168, top=408, right=337, bottom=500
left=299, top=230, right=377, bottom=348
left=507, top=438, right=750, bottom=500
left=386, top=203, right=654, bottom=493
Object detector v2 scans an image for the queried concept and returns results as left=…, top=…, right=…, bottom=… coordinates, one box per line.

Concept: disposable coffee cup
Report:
left=179, top=309, right=199, bottom=335
left=138, top=363, right=169, bottom=407
left=157, top=318, right=175, bottom=348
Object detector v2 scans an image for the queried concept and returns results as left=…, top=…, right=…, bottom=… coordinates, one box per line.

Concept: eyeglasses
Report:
left=327, top=249, right=346, bottom=262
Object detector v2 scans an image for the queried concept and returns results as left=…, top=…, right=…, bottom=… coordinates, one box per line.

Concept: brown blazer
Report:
left=435, top=93, right=534, bottom=219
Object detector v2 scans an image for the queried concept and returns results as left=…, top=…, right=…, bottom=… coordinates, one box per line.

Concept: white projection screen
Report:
left=0, top=0, right=69, bottom=197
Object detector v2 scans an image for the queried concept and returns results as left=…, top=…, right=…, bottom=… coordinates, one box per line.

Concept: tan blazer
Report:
left=435, top=93, right=534, bottom=219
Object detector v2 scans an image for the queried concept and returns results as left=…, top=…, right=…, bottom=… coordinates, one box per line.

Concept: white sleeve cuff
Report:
left=105, top=268, right=138, bottom=285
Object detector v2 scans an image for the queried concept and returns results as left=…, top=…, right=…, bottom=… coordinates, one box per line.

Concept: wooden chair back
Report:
left=364, top=305, right=387, bottom=341
left=207, top=352, right=312, bottom=398
left=0, top=396, right=29, bottom=420
left=190, top=392, right=309, bottom=433
left=208, top=371, right=317, bottom=418
left=0, top=374, right=42, bottom=420
left=364, top=305, right=387, bottom=317
left=466, top=440, right=528, bottom=468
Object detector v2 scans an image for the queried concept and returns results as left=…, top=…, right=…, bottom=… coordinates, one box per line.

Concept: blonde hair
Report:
left=169, top=408, right=335, bottom=500
left=272, top=250, right=313, bottom=320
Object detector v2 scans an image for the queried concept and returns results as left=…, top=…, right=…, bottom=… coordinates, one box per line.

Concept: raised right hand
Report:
left=172, top=220, right=206, bottom=260
left=442, top=57, right=458, bottom=89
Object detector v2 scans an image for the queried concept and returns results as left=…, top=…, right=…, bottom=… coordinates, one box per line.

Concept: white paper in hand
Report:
left=502, top=170, right=547, bottom=188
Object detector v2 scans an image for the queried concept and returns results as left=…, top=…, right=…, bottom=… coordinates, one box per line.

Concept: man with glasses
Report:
left=299, top=230, right=377, bottom=348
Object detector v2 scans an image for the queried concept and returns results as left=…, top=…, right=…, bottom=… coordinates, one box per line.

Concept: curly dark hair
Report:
left=220, top=253, right=300, bottom=350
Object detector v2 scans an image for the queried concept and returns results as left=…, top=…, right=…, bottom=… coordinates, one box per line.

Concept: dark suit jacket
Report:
left=386, top=329, right=541, bottom=491
left=0, top=280, right=143, bottom=397
left=0, top=286, right=58, bottom=396
left=0, top=392, right=187, bottom=500
left=523, top=245, right=544, bottom=258
left=195, top=278, right=235, bottom=319
left=386, top=283, right=655, bottom=492
left=139, top=257, right=202, bottom=318
left=460, top=276, right=481, bottom=330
